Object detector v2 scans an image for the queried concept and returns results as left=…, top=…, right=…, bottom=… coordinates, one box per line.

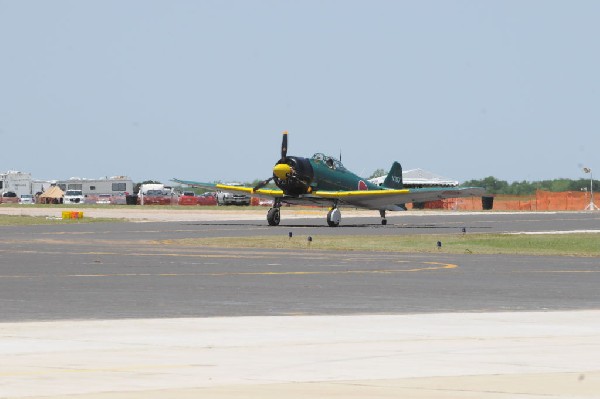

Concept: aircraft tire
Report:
left=326, top=208, right=341, bottom=227
left=267, top=208, right=280, bottom=226
left=381, top=219, right=387, bottom=225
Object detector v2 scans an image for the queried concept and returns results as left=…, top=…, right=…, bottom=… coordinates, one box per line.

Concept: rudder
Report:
left=383, top=162, right=403, bottom=189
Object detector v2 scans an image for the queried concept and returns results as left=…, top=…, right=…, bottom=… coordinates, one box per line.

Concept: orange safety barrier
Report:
left=413, top=190, right=597, bottom=211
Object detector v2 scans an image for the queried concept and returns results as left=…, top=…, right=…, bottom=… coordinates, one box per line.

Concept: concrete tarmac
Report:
left=1, top=209, right=600, bottom=398
left=2, top=312, right=600, bottom=398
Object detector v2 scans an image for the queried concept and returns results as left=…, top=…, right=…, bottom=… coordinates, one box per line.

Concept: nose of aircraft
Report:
left=273, top=163, right=291, bottom=180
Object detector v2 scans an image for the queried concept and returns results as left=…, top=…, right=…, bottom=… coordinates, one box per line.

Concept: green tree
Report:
left=462, top=176, right=508, bottom=194
left=462, top=177, right=600, bottom=194
left=368, top=168, right=386, bottom=179
left=507, top=181, right=535, bottom=195
left=549, top=179, right=571, bottom=192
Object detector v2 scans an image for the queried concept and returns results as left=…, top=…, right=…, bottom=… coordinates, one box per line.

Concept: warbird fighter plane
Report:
left=173, top=131, right=484, bottom=227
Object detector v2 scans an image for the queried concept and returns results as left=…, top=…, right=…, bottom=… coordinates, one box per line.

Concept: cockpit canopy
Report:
left=311, top=153, right=346, bottom=171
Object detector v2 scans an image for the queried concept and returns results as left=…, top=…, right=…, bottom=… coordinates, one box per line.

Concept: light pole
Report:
left=583, top=167, right=599, bottom=211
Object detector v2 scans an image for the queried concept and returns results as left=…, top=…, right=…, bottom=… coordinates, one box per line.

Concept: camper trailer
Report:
left=0, top=171, right=32, bottom=199
left=56, top=176, right=134, bottom=204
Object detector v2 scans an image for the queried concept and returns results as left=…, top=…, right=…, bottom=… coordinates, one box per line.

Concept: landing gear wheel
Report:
left=267, top=208, right=280, bottom=226
left=326, top=208, right=341, bottom=227
left=379, top=210, right=387, bottom=226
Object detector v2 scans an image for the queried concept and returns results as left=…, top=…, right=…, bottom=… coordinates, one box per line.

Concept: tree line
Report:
left=461, top=176, right=600, bottom=195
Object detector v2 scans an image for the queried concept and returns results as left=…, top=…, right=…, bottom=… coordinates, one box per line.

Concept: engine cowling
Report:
left=272, top=156, right=314, bottom=196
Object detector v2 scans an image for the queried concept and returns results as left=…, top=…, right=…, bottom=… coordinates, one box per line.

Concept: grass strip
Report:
left=164, top=233, right=600, bottom=257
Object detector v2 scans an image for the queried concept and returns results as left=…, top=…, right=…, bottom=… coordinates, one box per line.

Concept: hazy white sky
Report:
left=1, top=1, right=598, bottom=184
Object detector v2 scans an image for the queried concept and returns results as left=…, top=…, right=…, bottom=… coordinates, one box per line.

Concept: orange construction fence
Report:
left=411, top=190, right=597, bottom=211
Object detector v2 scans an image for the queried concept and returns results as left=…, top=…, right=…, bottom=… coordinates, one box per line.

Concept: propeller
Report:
left=253, top=177, right=273, bottom=192
left=254, top=131, right=312, bottom=196
left=281, top=130, right=288, bottom=161
left=253, top=131, right=290, bottom=192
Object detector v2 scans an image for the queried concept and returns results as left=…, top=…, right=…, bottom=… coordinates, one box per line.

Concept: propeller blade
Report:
left=281, top=131, right=288, bottom=161
left=253, top=177, right=273, bottom=192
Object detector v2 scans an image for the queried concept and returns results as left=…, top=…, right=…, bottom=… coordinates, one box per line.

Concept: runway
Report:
left=1, top=247, right=600, bottom=322
left=1, top=210, right=600, bottom=397
left=1, top=212, right=599, bottom=321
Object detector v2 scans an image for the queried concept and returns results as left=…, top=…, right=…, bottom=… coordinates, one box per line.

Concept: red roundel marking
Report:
left=358, top=180, right=368, bottom=190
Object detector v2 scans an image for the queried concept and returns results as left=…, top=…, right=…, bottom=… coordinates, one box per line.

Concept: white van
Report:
left=63, top=190, right=85, bottom=204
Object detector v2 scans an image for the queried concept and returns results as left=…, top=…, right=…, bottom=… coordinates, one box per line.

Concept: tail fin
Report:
left=383, top=162, right=403, bottom=189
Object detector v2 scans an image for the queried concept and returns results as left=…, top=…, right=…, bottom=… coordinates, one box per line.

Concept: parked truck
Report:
left=216, top=183, right=251, bottom=206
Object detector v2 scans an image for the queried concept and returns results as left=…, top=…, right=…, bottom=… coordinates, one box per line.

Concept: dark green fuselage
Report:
left=307, top=153, right=383, bottom=192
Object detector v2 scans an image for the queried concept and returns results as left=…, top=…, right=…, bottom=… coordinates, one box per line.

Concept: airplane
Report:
left=173, top=131, right=485, bottom=227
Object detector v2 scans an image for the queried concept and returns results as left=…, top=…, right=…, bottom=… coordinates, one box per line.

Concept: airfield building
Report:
left=369, top=168, right=459, bottom=188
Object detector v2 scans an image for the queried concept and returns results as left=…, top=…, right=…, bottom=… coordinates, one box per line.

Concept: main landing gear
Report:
left=267, top=199, right=343, bottom=227
left=267, top=199, right=282, bottom=226
left=266, top=202, right=387, bottom=227
left=326, top=207, right=341, bottom=227
left=380, top=210, right=387, bottom=225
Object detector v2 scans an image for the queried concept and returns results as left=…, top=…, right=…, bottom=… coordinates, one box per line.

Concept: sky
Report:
left=1, top=1, right=599, bottom=184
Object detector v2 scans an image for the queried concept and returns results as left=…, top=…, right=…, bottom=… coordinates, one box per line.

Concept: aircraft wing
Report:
left=313, top=187, right=486, bottom=210
left=174, top=178, right=484, bottom=210
left=172, top=179, right=283, bottom=199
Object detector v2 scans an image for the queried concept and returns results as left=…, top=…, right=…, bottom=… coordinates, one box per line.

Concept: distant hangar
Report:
left=368, top=168, right=459, bottom=188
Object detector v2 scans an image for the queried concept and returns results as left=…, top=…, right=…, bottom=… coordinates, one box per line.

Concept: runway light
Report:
left=462, top=227, right=467, bottom=234
left=437, top=241, right=442, bottom=249
left=307, top=236, right=313, bottom=242
left=289, top=232, right=293, bottom=239
left=582, top=167, right=599, bottom=211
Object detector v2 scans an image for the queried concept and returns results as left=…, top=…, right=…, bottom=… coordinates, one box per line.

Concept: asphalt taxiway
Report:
left=1, top=210, right=599, bottom=398
left=1, top=212, right=599, bottom=321
left=1, top=246, right=600, bottom=322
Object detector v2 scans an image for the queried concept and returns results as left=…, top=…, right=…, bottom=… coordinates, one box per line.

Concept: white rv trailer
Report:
left=56, top=176, right=134, bottom=204
left=0, top=171, right=32, bottom=198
